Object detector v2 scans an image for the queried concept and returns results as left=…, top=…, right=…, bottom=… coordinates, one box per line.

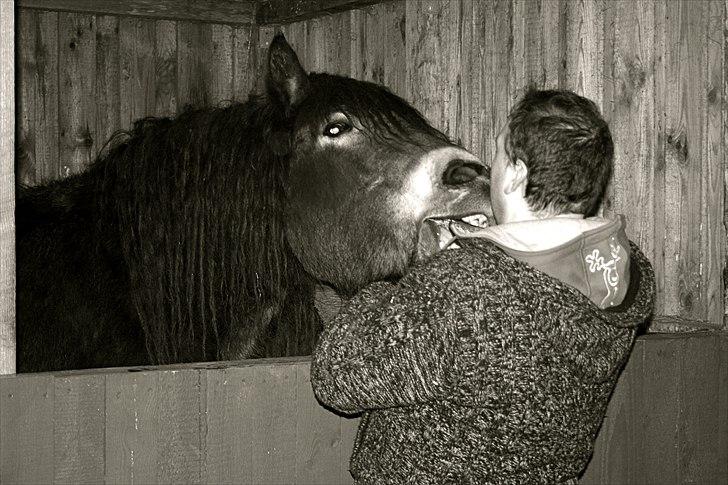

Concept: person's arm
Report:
left=310, top=250, right=479, bottom=414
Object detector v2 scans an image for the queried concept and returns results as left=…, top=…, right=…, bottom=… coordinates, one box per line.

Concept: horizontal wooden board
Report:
left=257, top=0, right=392, bottom=25
left=17, top=0, right=256, bottom=25
left=0, top=334, right=725, bottom=484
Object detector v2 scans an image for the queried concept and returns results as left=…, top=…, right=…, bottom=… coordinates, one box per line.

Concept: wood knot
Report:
left=667, top=132, right=688, bottom=161
left=707, top=85, right=719, bottom=105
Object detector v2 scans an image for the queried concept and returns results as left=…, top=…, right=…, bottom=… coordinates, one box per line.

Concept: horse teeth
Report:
left=462, top=214, right=488, bottom=228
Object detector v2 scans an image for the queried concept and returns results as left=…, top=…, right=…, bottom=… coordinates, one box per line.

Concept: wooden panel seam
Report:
left=17, top=0, right=257, bottom=26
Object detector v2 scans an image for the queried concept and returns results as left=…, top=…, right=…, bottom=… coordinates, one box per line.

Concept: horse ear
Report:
left=267, top=33, right=309, bottom=109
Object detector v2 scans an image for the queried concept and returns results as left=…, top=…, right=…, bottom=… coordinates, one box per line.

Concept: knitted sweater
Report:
left=311, top=238, right=655, bottom=484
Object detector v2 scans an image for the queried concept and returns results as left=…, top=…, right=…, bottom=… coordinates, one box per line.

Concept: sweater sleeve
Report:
left=310, top=249, right=476, bottom=414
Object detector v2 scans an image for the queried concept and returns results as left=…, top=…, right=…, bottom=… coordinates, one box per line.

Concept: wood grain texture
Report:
left=53, top=375, right=106, bottom=483
left=0, top=375, right=55, bottom=483
left=233, top=24, right=258, bottom=101
left=156, top=369, right=205, bottom=483
left=663, top=0, right=707, bottom=322
left=202, top=367, right=255, bottom=484
left=95, top=16, right=122, bottom=149
left=105, top=371, right=162, bottom=484
left=258, top=0, right=390, bottom=25
left=18, top=0, right=256, bottom=25
left=705, top=0, right=725, bottom=328
left=120, top=17, right=155, bottom=128
left=177, top=21, right=213, bottom=108
left=154, top=19, right=178, bottom=117
left=602, top=0, right=657, bottom=262
left=405, top=0, right=461, bottom=137
left=350, top=1, right=406, bottom=97
left=0, top=0, right=15, bottom=375
left=59, top=13, right=97, bottom=177
left=564, top=0, right=604, bottom=107
left=16, top=10, right=59, bottom=186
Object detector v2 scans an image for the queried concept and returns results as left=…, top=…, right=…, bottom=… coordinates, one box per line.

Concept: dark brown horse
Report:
left=16, top=34, right=490, bottom=372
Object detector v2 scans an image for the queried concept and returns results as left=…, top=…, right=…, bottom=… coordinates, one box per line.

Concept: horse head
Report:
left=268, top=34, right=491, bottom=296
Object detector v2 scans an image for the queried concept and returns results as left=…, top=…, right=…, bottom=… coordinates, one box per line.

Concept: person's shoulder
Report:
left=412, top=238, right=513, bottom=284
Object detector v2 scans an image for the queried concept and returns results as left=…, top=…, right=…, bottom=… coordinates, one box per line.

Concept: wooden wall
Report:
left=258, top=0, right=728, bottom=330
left=1, top=333, right=726, bottom=484
left=16, top=0, right=728, bottom=329
left=16, top=8, right=258, bottom=185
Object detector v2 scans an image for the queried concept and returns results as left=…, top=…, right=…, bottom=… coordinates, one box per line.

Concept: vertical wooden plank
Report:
left=350, top=1, right=406, bottom=96
left=678, top=335, right=725, bottom=483
left=294, top=362, right=349, bottom=484
left=58, top=12, right=96, bottom=177
left=305, top=11, right=351, bottom=76
left=509, top=0, right=568, bottom=103
left=0, top=375, right=55, bottom=483
left=564, top=0, right=604, bottom=108
left=154, top=20, right=178, bottom=118
left=459, top=0, right=489, bottom=162
left=492, top=0, right=513, bottom=139
left=202, top=367, right=254, bottom=484
left=580, top=343, right=635, bottom=484
left=602, top=1, right=656, bottom=258
left=405, top=0, right=462, bottom=138
left=95, top=15, right=121, bottom=149
left=53, top=375, right=106, bottom=483
left=177, top=21, right=213, bottom=108
left=211, top=24, right=235, bottom=104
left=156, top=369, right=205, bottom=484
left=233, top=24, right=257, bottom=101
left=105, top=372, right=160, bottom=484
left=16, top=9, right=59, bottom=186
left=720, top=334, right=728, bottom=480
left=725, top=0, right=728, bottom=326
left=119, top=17, right=155, bottom=129
left=249, top=364, right=297, bottom=484
left=652, top=0, right=668, bottom=319
left=16, top=9, right=37, bottom=186
left=663, top=0, right=709, bottom=322
left=704, top=0, right=725, bottom=327
left=460, top=0, right=520, bottom=162
left=635, top=336, right=681, bottom=483
left=0, top=0, right=15, bottom=375
left=541, top=0, right=567, bottom=90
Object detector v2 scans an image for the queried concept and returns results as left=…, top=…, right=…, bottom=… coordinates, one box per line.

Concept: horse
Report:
left=16, top=34, right=491, bottom=372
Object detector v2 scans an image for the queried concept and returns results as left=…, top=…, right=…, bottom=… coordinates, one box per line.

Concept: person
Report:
left=310, top=89, right=655, bottom=484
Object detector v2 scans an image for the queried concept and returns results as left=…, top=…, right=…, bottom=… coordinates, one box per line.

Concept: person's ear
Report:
left=504, top=158, right=528, bottom=194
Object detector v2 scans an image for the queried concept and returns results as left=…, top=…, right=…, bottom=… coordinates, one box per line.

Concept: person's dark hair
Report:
left=506, top=89, right=614, bottom=216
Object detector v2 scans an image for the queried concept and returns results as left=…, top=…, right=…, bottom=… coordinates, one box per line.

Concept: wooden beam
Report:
left=257, top=0, right=393, bottom=25
left=0, top=0, right=15, bottom=375
left=17, top=0, right=256, bottom=26
left=648, top=315, right=717, bottom=333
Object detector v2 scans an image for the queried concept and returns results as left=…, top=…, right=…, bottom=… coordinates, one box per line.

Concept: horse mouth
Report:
left=416, top=213, right=491, bottom=260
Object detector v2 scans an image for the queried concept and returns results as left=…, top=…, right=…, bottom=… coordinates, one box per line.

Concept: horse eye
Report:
left=323, top=122, right=351, bottom=138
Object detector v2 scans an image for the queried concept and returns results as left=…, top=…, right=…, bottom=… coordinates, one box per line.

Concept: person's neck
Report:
left=501, top=207, right=584, bottom=224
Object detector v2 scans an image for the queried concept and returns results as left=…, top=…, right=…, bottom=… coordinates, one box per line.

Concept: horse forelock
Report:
left=95, top=96, right=315, bottom=364
left=303, top=73, right=451, bottom=148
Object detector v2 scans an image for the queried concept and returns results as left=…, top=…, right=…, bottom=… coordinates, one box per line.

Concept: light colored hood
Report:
left=449, top=216, right=614, bottom=252
left=449, top=215, right=633, bottom=310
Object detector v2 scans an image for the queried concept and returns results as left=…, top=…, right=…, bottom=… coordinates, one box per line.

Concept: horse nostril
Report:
left=442, top=159, right=486, bottom=186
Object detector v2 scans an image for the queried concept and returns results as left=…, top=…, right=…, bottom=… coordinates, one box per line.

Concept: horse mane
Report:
left=304, top=73, right=452, bottom=147
left=92, top=96, right=319, bottom=364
